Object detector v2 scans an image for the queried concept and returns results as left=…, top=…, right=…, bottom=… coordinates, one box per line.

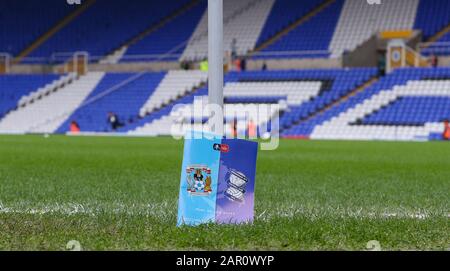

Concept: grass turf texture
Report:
left=0, top=135, right=448, bottom=250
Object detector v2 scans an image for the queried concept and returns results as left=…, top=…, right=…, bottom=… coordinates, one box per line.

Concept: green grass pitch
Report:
left=0, top=135, right=448, bottom=250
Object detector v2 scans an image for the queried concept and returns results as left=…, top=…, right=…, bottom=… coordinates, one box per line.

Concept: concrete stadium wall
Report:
left=10, top=64, right=54, bottom=74
left=247, top=58, right=342, bottom=70
left=88, top=62, right=180, bottom=72
left=9, top=58, right=343, bottom=74
left=343, top=31, right=423, bottom=68
left=8, top=61, right=181, bottom=74
left=438, top=56, right=450, bottom=67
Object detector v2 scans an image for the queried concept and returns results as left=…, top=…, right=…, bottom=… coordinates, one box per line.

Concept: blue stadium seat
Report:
left=363, top=97, right=450, bottom=126
left=56, top=72, right=166, bottom=133
left=283, top=67, right=450, bottom=138
left=121, top=1, right=206, bottom=62
left=414, top=0, right=450, bottom=40
left=253, top=0, right=344, bottom=59
left=256, top=0, right=324, bottom=47
left=26, top=0, right=191, bottom=62
left=0, top=74, right=60, bottom=118
left=0, top=0, right=75, bottom=56
left=117, top=68, right=377, bottom=134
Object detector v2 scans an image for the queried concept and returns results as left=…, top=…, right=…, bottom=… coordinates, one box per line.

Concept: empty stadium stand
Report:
left=26, top=0, right=191, bottom=62
left=1, top=0, right=450, bottom=142
left=121, top=1, right=207, bottom=62
left=4, top=0, right=450, bottom=62
left=279, top=68, right=377, bottom=129
left=0, top=0, right=75, bottom=56
left=181, top=0, right=275, bottom=61
left=1, top=65, right=449, bottom=141
left=254, top=0, right=341, bottom=59
left=414, top=0, right=450, bottom=40
left=256, top=0, right=324, bottom=47
left=0, top=74, right=63, bottom=118
left=0, top=73, right=104, bottom=133
left=125, top=87, right=209, bottom=136
left=139, top=70, right=207, bottom=116
left=329, top=0, right=419, bottom=58
left=421, top=31, right=450, bottom=57
left=55, top=70, right=209, bottom=133
left=18, top=74, right=78, bottom=106
left=56, top=72, right=166, bottom=133
left=128, top=94, right=281, bottom=138
left=362, top=96, right=450, bottom=126
left=303, top=68, right=450, bottom=141
left=122, top=68, right=376, bottom=136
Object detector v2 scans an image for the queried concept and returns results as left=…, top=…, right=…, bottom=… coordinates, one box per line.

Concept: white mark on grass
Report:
left=0, top=202, right=176, bottom=218
left=257, top=209, right=267, bottom=219
left=366, top=240, right=382, bottom=251
left=382, top=212, right=428, bottom=220
left=0, top=202, right=447, bottom=221
left=254, top=205, right=447, bottom=221
left=66, top=240, right=82, bottom=251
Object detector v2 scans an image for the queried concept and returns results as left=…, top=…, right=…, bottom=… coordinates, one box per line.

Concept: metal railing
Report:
left=10, top=51, right=185, bottom=64
left=4, top=49, right=335, bottom=66
left=249, top=50, right=331, bottom=59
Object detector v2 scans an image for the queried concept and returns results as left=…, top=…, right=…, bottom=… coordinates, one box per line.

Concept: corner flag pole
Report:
left=208, top=0, right=224, bottom=135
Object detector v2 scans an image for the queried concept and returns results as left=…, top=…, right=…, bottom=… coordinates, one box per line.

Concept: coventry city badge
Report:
left=186, top=165, right=212, bottom=196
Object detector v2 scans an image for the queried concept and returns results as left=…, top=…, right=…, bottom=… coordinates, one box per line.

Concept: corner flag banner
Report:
left=177, top=132, right=258, bottom=226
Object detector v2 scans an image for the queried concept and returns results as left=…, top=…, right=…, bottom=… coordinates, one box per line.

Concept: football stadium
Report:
left=0, top=0, right=449, bottom=251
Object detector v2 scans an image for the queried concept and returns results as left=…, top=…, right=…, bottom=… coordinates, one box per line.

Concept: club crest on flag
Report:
left=186, top=165, right=212, bottom=196
left=225, top=169, right=248, bottom=202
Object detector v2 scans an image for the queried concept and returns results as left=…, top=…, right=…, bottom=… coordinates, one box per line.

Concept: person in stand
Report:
left=231, top=118, right=238, bottom=138
left=430, top=54, right=438, bottom=68
left=377, top=53, right=386, bottom=76
left=70, top=120, right=80, bottom=134
left=234, top=58, right=241, bottom=72
left=180, top=60, right=190, bottom=70
left=200, top=58, right=208, bottom=72
left=230, top=38, right=237, bottom=61
left=248, top=119, right=256, bottom=138
left=240, top=57, right=247, bottom=71
left=107, top=112, right=122, bottom=131
left=262, top=62, right=267, bottom=71
left=443, top=119, right=450, bottom=141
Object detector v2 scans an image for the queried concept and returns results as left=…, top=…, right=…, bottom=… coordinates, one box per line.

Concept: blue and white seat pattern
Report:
left=312, top=79, right=450, bottom=140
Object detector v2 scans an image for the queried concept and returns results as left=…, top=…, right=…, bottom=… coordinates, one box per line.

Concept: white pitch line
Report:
left=0, top=203, right=447, bottom=220
left=0, top=202, right=176, bottom=218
